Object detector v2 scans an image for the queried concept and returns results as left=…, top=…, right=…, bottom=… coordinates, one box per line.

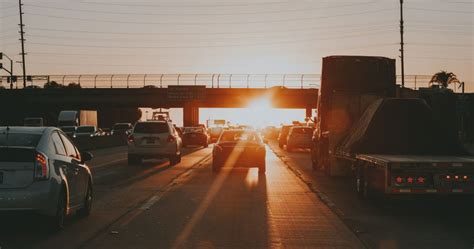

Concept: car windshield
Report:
left=184, top=127, right=204, bottom=133
left=61, top=127, right=76, bottom=132
left=134, top=122, right=169, bottom=133
left=292, top=127, right=314, bottom=135
left=219, top=131, right=260, bottom=142
left=76, top=126, right=95, bottom=133
left=113, top=124, right=130, bottom=130
left=0, top=133, right=42, bottom=147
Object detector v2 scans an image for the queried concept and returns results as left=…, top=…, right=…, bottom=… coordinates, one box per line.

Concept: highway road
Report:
left=0, top=142, right=472, bottom=249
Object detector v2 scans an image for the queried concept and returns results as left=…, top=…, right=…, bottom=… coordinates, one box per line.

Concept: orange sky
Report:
left=1, top=0, right=472, bottom=92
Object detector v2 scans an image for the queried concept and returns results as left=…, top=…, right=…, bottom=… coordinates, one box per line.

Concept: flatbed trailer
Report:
left=352, top=154, right=474, bottom=198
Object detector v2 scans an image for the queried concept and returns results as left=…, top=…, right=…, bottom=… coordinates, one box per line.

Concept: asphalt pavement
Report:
left=0, top=144, right=365, bottom=249
left=268, top=140, right=474, bottom=249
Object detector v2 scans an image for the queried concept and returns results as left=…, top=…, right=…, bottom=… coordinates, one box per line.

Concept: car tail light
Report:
left=167, top=135, right=175, bottom=143
left=128, top=134, right=134, bottom=143
left=462, top=175, right=469, bottom=181
left=34, top=152, right=49, bottom=180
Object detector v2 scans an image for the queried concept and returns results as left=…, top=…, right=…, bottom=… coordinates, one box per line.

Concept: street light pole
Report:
left=399, top=0, right=405, bottom=88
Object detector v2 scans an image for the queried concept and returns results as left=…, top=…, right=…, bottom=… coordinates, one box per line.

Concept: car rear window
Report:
left=220, top=131, right=260, bottom=142
left=61, top=127, right=76, bottom=132
left=134, top=122, right=169, bottom=134
left=77, top=126, right=95, bottom=133
left=0, top=133, right=42, bottom=147
left=113, top=124, right=130, bottom=130
left=292, top=128, right=314, bottom=134
left=0, top=148, right=36, bottom=162
left=184, top=127, right=204, bottom=133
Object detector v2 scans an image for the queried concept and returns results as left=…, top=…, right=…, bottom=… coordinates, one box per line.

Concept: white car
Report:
left=128, top=120, right=182, bottom=165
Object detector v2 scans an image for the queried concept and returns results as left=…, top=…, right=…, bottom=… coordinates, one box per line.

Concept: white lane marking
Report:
left=139, top=195, right=162, bottom=210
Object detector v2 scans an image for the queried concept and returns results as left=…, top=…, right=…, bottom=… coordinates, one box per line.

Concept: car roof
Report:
left=0, top=126, right=54, bottom=134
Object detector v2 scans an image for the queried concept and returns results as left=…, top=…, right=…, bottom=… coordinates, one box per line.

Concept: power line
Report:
left=25, top=27, right=397, bottom=43
left=24, top=22, right=396, bottom=36
left=25, top=2, right=385, bottom=16
left=26, top=39, right=396, bottom=49
left=406, top=7, right=474, bottom=14
left=24, top=8, right=397, bottom=25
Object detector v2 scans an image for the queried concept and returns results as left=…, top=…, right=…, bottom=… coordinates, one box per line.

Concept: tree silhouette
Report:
left=44, top=81, right=63, bottom=89
left=429, top=71, right=460, bottom=88
left=67, top=82, right=82, bottom=88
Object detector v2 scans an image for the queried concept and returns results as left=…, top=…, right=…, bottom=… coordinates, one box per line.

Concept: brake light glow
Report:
left=34, top=152, right=48, bottom=180
left=128, top=135, right=134, bottom=143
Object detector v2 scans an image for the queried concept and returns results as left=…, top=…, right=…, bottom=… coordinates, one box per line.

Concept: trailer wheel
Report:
left=356, top=165, right=370, bottom=199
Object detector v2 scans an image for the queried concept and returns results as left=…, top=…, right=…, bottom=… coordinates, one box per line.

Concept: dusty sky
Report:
left=1, top=0, right=473, bottom=92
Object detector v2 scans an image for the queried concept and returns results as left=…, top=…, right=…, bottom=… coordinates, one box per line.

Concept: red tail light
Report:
left=417, top=176, right=425, bottom=184
left=407, top=177, right=414, bottom=184
left=167, top=135, right=175, bottom=143
left=128, top=134, right=134, bottom=143
left=34, top=152, right=48, bottom=180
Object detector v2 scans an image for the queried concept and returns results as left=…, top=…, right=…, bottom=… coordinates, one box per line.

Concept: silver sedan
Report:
left=0, top=127, right=94, bottom=229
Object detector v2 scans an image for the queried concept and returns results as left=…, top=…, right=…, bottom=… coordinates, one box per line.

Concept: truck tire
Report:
left=128, top=155, right=140, bottom=165
left=356, top=165, right=370, bottom=199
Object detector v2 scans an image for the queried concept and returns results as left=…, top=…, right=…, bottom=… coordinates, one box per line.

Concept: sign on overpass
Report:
left=167, top=85, right=206, bottom=101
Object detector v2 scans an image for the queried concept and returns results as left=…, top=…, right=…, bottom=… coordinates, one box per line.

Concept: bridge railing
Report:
left=0, top=74, right=466, bottom=92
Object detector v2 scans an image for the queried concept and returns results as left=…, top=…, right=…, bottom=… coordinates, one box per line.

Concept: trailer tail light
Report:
left=34, top=152, right=49, bottom=180
left=395, top=176, right=403, bottom=184
left=407, top=177, right=414, bottom=184
left=417, top=177, right=425, bottom=184
left=462, top=175, right=469, bottom=181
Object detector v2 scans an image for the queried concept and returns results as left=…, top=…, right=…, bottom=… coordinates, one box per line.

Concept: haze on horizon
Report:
left=0, top=0, right=473, bottom=92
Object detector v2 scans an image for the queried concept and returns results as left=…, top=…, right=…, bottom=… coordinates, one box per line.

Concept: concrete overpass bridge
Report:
left=0, top=86, right=318, bottom=126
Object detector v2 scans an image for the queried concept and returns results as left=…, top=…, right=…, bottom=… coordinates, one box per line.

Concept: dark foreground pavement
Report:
left=268, top=140, right=474, bottom=249
left=0, top=145, right=365, bottom=249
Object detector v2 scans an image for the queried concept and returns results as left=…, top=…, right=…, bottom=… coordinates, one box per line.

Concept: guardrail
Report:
left=0, top=73, right=467, bottom=92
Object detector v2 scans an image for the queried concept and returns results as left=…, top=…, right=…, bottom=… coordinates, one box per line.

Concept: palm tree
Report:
left=429, top=71, right=460, bottom=88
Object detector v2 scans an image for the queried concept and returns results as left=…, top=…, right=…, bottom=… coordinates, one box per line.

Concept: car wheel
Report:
left=212, top=161, right=221, bottom=173
left=170, top=155, right=179, bottom=165
left=258, top=163, right=266, bottom=175
left=128, top=155, right=140, bottom=165
left=78, top=181, right=93, bottom=217
left=50, top=189, right=67, bottom=230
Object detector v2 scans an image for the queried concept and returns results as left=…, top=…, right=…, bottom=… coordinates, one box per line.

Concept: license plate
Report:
left=146, top=138, right=155, bottom=144
left=0, top=172, right=3, bottom=184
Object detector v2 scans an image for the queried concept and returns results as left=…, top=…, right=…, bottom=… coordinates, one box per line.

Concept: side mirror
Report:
left=82, top=151, right=94, bottom=162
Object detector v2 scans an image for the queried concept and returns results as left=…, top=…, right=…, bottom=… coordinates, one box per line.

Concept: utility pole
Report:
left=399, top=0, right=405, bottom=88
left=18, top=0, right=27, bottom=88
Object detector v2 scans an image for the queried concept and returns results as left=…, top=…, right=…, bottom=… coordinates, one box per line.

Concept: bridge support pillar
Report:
left=183, top=103, right=199, bottom=127
left=306, top=106, right=312, bottom=118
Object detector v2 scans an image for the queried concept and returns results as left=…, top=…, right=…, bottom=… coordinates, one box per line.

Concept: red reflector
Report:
left=128, top=135, right=134, bottom=143
left=407, top=177, right=414, bottom=184
left=395, top=176, right=403, bottom=184
left=417, top=177, right=425, bottom=184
